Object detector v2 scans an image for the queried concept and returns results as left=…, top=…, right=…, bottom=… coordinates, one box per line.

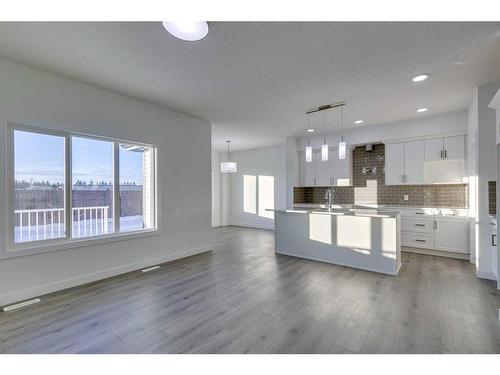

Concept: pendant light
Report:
left=338, top=105, right=346, bottom=160
left=305, top=113, right=312, bottom=163
left=221, top=140, right=237, bottom=173
left=321, top=110, right=329, bottom=161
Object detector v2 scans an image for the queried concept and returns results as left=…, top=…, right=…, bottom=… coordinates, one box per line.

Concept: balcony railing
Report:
left=15, top=206, right=109, bottom=242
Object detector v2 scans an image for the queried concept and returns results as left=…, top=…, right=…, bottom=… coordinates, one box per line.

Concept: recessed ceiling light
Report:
left=354, top=120, right=364, bottom=125
left=416, top=107, right=429, bottom=113
left=412, top=74, right=429, bottom=82
left=162, top=21, right=209, bottom=41
left=307, top=128, right=315, bottom=133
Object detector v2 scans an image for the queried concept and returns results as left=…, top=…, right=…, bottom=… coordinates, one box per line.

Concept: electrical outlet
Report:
left=404, top=195, right=409, bottom=201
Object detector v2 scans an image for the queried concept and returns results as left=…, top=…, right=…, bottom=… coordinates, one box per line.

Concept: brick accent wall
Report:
left=294, top=143, right=468, bottom=208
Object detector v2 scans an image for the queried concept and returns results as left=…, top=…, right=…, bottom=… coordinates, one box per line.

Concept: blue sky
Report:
left=14, top=130, right=144, bottom=185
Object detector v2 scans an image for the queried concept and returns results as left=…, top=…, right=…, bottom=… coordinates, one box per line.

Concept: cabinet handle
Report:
left=444, top=150, right=447, bottom=159
left=415, top=212, right=425, bottom=215
left=415, top=224, right=426, bottom=227
left=440, top=150, right=443, bottom=159
left=415, top=239, right=426, bottom=242
left=433, top=220, right=437, bottom=229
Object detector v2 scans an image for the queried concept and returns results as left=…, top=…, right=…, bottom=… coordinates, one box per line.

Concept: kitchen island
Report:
left=270, top=207, right=401, bottom=275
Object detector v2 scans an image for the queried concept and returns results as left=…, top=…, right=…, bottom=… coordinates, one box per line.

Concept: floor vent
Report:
left=141, top=265, right=161, bottom=273
left=3, top=298, right=41, bottom=312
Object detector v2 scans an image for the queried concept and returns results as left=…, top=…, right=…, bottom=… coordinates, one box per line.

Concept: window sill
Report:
left=1, top=229, right=162, bottom=260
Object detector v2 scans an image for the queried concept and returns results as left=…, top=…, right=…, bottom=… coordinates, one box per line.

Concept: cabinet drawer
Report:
left=401, top=217, right=434, bottom=233
left=402, top=232, right=435, bottom=249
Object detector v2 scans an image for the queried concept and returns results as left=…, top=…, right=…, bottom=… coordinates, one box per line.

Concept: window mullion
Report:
left=65, top=135, right=72, bottom=239
left=113, top=142, right=120, bottom=233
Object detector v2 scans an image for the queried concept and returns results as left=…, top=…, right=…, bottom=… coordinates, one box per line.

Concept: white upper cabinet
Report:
left=443, top=136, right=465, bottom=161
left=385, top=143, right=406, bottom=185
left=424, top=136, right=465, bottom=161
left=299, top=152, right=317, bottom=187
left=423, top=135, right=465, bottom=183
left=330, top=148, right=352, bottom=185
left=386, top=141, right=425, bottom=185
left=315, top=150, right=330, bottom=186
left=404, top=141, right=425, bottom=184
left=298, top=147, right=352, bottom=187
left=424, top=138, right=444, bottom=161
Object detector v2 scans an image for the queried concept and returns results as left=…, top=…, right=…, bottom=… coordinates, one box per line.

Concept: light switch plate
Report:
left=404, top=195, right=409, bottom=201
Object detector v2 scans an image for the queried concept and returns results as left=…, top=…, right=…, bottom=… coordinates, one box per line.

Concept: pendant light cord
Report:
left=323, top=110, right=326, bottom=144
left=307, top=114, right=311, bottom=146
left=340, top=105, right=344, bottom=142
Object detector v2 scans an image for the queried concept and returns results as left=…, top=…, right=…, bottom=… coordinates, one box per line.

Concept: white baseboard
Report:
left=476, top=269, right=497, bottom=281
left=229, top=222, right=275, bottom=231
left=0, top=245, right=212, bottom=307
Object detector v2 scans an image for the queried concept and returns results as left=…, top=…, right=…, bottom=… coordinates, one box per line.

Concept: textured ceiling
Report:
left=0, top=22, right=499, bottom=151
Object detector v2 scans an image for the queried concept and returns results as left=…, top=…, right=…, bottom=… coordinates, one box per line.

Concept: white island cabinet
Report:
left=271, top=208, right=401, bottom=275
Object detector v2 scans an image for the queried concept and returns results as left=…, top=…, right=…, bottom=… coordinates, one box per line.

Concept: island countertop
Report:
left=267, top=206, right=401, bottom=218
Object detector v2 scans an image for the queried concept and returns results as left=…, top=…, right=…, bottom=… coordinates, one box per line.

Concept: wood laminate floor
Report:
left=1, top=226, right=500, bottom=354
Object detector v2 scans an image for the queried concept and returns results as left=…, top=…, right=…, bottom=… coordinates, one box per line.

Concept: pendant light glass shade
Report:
left=305, top=146, right=312, bottom=163
left=321, top=143, right=329, bottom=161
left=321, top=111, right=328, bottom=161
left=220, top=161, right=237, bottom=173
left=338, top=141, right=346, bottom=160
left=221, top=140, right=237, bottom=173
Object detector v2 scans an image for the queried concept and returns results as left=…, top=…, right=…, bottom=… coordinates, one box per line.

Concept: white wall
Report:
left=467, top=90, right=479, bottom=266
left=211, top=151, right=221, bottom=227
left=0, top=57, right=212, bottom=306
left=228, top=144, right=287, bottom=230
left=472, top=81, right=500, bottom=280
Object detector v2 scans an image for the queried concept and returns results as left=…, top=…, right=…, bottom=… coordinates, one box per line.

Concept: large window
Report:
left=119, top=143, right=155, bottom=232
left=13, top=130, right=66, bottom=243
left=10, top=125, right=156, bottom=247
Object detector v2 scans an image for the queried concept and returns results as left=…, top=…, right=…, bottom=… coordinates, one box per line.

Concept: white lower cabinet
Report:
left=402, top=232, right=435, bottom=249
left=434, top=217, right=469, bottom=253
left=401, top=213, right=469, bottom=254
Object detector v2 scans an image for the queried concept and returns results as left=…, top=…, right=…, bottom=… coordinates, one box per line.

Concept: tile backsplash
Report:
left=294, top=143, right=468, bottom=208
left=488, top=181, right=496, bottom=215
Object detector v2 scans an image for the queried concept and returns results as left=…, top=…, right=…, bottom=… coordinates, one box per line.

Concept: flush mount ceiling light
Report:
left=307, top=128, right=315, bottom=133
left=221, top=140, right=237, bottom=173
left=412, top=74, right=429, bottom=82
left=162, top=21, right=209, bottom=41
left=354, top=120, right=363, bottom=125
left=416, top=107, right=429, bottom=113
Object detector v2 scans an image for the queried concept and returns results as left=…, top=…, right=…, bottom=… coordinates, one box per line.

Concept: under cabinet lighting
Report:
left=417, top=107, right=429, bottom=113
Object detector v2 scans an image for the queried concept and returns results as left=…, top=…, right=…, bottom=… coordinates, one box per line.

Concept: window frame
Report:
left=5, top=122, right=158, bottom=258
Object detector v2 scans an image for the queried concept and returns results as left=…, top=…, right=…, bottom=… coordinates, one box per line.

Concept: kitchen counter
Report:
left=270, top=207, right=401, bottom=218
left=271, top=206, right=401, bottom=275
left=294, top=204, right=469, bottom=217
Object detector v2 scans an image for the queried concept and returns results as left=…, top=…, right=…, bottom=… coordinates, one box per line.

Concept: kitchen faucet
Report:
left=324, top=189, right=335, bottom=211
